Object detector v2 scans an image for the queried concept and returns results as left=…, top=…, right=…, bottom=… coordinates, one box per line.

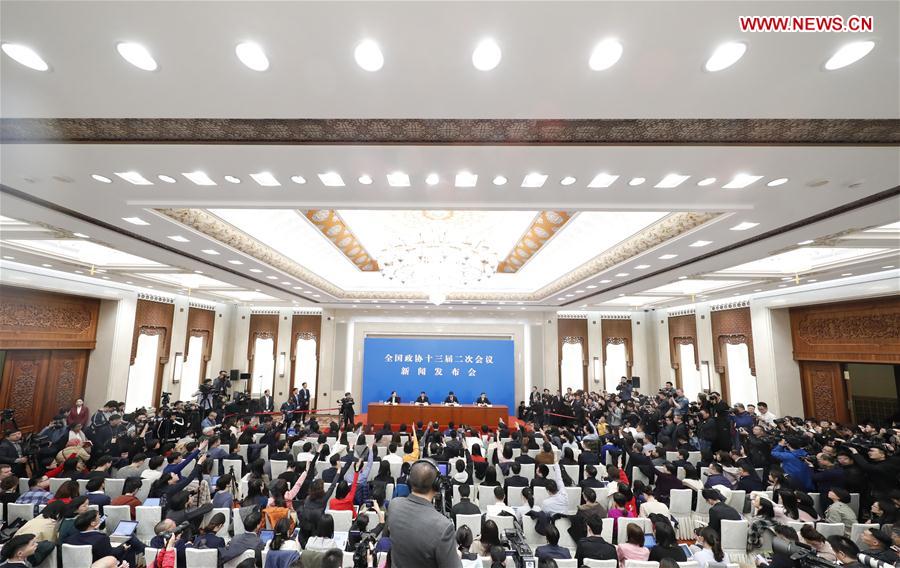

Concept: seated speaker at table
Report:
left=444, top=391, right=460, bottom=405
left=385, top=391, right=401, bottom=404
left=475, top=393, right=491, bottom=406
left=414, top=391, right=430, bottom=405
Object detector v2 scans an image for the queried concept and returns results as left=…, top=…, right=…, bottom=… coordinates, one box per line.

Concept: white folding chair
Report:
left=676, top=467, right=686, bottom=480
left=532, top=486, right=549, bottom=507
left=808, top=492, right=821, bottom=512
left=223, top=459, right=243, bottom=477
left=145, top=548, right=159, bottom=567
left=678, top=563, right=700, bottom=568
left=617, top=517, right=651, bottom=545
left=61, top=544, right=93, bottom=567
left=343, top=551, right=355, bottom=567
left=721, top=519, right=749, bottom=564
left=507, top=486, right=525, bottom=507
left=725, top=490, right=746, bottom=513
left=477, top=489, right=495, bottom=512
left=693, top=494, right=712, bottom=526
left=600, top=518, right=614, bottom=542
left=562, top=464, right=580, bottom=483
left=136, top=506, right=162, bottom=540
left=584, top=560, right=618, bottom=568
left=552, top=560, right=578, bottom=568
left=849, top=493, right=860, bottom=516
left=687, top=452, right=701, bottom=466
left=223, top=550, right=255, bottom=568
left=270, top=459, right=289, bottom=479
left=486, top=514, right=515, bottom=532
left=202, top=507, right=231, bottom=538
left=815, top=522, right=845, bottom=538
left=103, top=505, right=132, bottom=535
left=554, top=517, right=578, bottom=551
left=232, top=508, right=247, bottom=536
left=33, top=547, right=56, bottom=568
left=77, top=479, right=89, bottom=494
left=632, top=467, right=650, bottom=487
left=520, top=464, right=535, bottom=480
left=186, top=548, right=219, bottom=568
left=105, top=477, right=125, bottom=499
left=327, top=509, right=354, bottom=532
left=850, top=523, right=879, bottom=542
left=623, top=561, right=659, bottom=568
left=49, top=477, right=72, bottom=493
left=237, top=444, right=249, bottom=461
left=564, top=487, right=582, bottom=514
left=136, top=478, right=152, bottom=501
left=665, top=452, right=680, bottom=462
left=6, top=503, right=34, bottom=523
left=456, top=513, right=482, bottom=538
left=521, top=514, right=543, bottom=546
left=787, top=520, right=812, bottom=533
left=389, top=462, right=402, bottom=480
left=669, top=489, right=695, bottom=539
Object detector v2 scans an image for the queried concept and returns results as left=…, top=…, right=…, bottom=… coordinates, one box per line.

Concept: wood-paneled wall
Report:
left=290, top=313, right=322, bottom=406
left=668, top=314, right=699, bottom=389
left=601, top=318, right=633, bottom=383
left=710, top=307, right=755, bottom=401
left=789, top=296, right=900, bottom=364
left=0, top=285, right=97, bottom=431
left=131, top=299, right=175, bottom=407
left=557, top=318, right=588, bottom=392
left=185, top=306, right=215, bottom=381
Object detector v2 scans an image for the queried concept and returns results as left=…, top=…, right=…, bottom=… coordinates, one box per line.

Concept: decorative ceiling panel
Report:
left=497, top=211, right=572, bottom=273
left=302, top=210, right=378, bottom=271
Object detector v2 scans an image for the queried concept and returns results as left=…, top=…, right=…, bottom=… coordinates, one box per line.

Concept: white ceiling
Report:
left=2, top=1, right=897, bottom=119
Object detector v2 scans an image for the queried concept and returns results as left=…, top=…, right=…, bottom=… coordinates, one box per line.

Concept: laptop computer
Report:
left=143, top=498, right=161, bottom=507
left=111, top=520, right=138, bottom=538
left=680, top=544, right=694, bottom=558
left=259, top=530, right=275, bottom=545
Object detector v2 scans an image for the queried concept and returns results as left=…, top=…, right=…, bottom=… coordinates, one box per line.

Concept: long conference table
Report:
left=366, top=403, right=509, bottom=428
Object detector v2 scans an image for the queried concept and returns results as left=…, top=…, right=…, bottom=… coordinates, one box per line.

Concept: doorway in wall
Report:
left=844, top=363, right=900, bottom=423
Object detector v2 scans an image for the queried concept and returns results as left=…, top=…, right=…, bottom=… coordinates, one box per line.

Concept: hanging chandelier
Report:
left=379, top=233, right=500, bottom=305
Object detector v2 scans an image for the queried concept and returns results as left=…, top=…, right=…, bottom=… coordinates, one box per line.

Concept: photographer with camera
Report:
left=0, top=430, right=28, bottom=478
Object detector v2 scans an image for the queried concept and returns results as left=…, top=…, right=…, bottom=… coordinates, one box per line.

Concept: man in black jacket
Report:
left=64, top=510, right=144, bottom=566
left=503, top=462, right=529, bottom=493
left=575, top=515, right=617, bottom=565
left=703, top=488, right=742, bottom=535
left=450, top=483, right=480, bottom=523
left=0, top=430, right=27, bottom=478
left=580, top=465, right=605, bottom=489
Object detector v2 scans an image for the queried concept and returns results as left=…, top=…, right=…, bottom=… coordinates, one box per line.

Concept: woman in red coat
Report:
left=66, top=399, right=90, bottom=428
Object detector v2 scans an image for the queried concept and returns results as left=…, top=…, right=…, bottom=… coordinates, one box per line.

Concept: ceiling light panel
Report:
left=354, top=40, right=383, bottom=71
left=655, top=174, right=690, bottom=188
left=455, top=171, right=477, bottom=187
left=182, top=171, right=216, bottom=186
left=628, top=177, right=646, bottom=186
left=122, top=217, right=149, bottom=226
left=723, top=173, right=763, bottom=189
left=589, top=39, right=623, bottom=71
left=731, top=222, right=759, bottom=231
left=114, top=171, right=153, bottom=185
left=587, top=173, right=619, bottom=188
left=387, top=172, right=410, bottom=187
left=689, top=240, right=712, bottom=247
left=705, top=41, right=747, bottom=72
left=825, top=40, right=875, bottom=70
left=522, top=173, right=548, bottom=188
left=235, top=41, right=269, bottom=71
left=250, top=172, right=281, bottom=187
left=1, top=43, right=49, bottom=71
left=92, top=174, right=112, bottom=183
left=116, top=42, right=157, bottom=71
left=472, top=39, right=502, bottom=71
left=318, top=172, right=345, bottom=187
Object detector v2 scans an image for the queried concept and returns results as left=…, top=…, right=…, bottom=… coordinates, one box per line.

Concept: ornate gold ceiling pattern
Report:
left=496, top=211, right=572, bottom=273
left=158, top=208, right=720, bottom=302
left=301, top=210, right=378, bottom=271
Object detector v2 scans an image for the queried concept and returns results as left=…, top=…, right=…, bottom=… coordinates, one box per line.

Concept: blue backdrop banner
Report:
left=361, top=337, right=515, bottom=413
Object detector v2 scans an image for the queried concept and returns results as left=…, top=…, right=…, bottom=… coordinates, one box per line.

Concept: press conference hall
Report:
left=0, top=1, right=898, bottom=568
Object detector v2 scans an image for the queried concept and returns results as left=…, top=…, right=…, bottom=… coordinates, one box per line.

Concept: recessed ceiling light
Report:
left=224, top=175, right=241, bottom=184
left=41, top=263, right=52, bottom=268
left=723, top=173, right=763, bottom=189
left=102, top=276, right=110, bottom=280
left=634, top=264, right=650, bottom=270
left=797, top=240, right=815, bottom=245
left=182, top=171, right=216, bottom=186
left=266, top=275, right=278, bottom=280
left=575, top=290, right=584, bottom=293
left=589, top=39, right=623, bottom=71
left=767, top=177, right=788, bottom=187
left=1, top=43, right=49, bottom=71
left=883, top=265, right=895, bottom=269
left=658, top=254, right=678, bottom=260
left=116, top=42, right=158, bottom=71
left=492, top=175, right=507, bottom=186
left=825, top=40, right=875, bottom=70
left=293, top=286, right=303, bottom=290
left=730, top=222, right=759, bottom=231
left=455, top=171, right=477, bottom=187
left=522, top=173, right=548, bottom=188
left=587, top=173, right=619, bottom=188
left=705, top=41, right=747, bottom=72
left=250, top=172, right=280, bottom=187
left=354, top=39, right=383, bottom=71
left=318, top=172, right=345, bottom=187
left=782, top=277, right=793, bottom=281
left=753, top=289, right=762, bottom=292
left=565, top=294, right=574, bottom=298
left=425, top=173, right=440, bottom=186
left=92, top=174, right=112, bottom=184
left=655, top=174, right=690, bottom=188
left=126, top=281, right=133, bottom=284
left=628, top=177, right=646, bottom=186
left=599, top=279, right=611, bottom=283
left=72, top=232, right=89, bottom=239
left=114, top=171, right=153, bottom=185
left=697, top=177, right=717, bottom=186
left=167, top=235, right=189, bottom=243
left=281, top=281, right=290, bottom=285
left=560, top=176, right=577, bottom=186
left=201, top=249, right=220, bottom=255
left=2, top=256, right=13, bottom=260
left=807, top=279, right=817, bottom=283
left=387, top=172, right=410, bottom=187
left=146, top=285, right=153, bottom=288
left=358, top=174, right=373, bottom=185
left=235, top=41, right=269, bottom=71
left=158, top=175, right=176, bottom=183
left=194, top=270, right=203, bottom=274
left=290, top=175, right=306, bottom=184
left=586, top=285, right=597, bottom=289
left=678, top=276, right=688, bottom=280
left=556, top=297, right=565, bottom=301
left=312, top=294, right=320, bottom=298
left=841, top=272, right=852, bottom=276
left=472, top=39, right=501, bottom=71
left=689, top=240, right=712, bottom=247
left=778, top=284, right=787, bottom=288
left=227, top=260, right=243, bottom=265
left=615, top=272, right=629, bottom=277
left=249, top=268, right=262, bottom=273
left=122, top=217, right=150, bottom=226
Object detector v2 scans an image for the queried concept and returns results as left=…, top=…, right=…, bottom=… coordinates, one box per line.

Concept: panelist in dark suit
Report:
left=414, top=392, right=430, bottom=405
left=444, top=392, right=460, bottom=405
left=475, top=393, right=492, bottom=406
left=259, top=389, right=274, bottom=412
left=385, top=391, right=401, bottom=404
left=297, top=382, right=311, bottom=413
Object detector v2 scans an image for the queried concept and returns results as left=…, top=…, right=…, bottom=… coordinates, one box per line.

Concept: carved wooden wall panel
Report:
left=668, top=314, right=698, bottom=389
left=0, top=285, right=99, bottom=349
left=0, top=349, right=89, bottom=433
left=710, top=307, right=755, bottom=401
left=790, top=296, right=900, bottom=364
left=799, top=361, right=849, bottom=423
left=130, top=299, right=174, bottom=408
left=557, top=318, right=588, bottom=392
left=290, top=314, right=322, bottom=406
left=185, top=307, right=215, bottom=381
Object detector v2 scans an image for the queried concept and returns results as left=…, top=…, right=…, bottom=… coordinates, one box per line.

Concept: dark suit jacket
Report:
left=386, top=395, right=401, bottom=404
left=86, top=492, right=111, bottom=513
left=259, top=395, right=274, bottom=412
left=450, top=498, right=481, bottom=523
left=575, top=535, right=617, bottom=564
left=515, top=455, right=536, bottom=465
left=504, top=475, right=529, bottom=491
left=580, top=477, right=605, bottom=489
left=64, top=530, right=123, bottom=562
left=708, top=501, right=742, bottom=535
